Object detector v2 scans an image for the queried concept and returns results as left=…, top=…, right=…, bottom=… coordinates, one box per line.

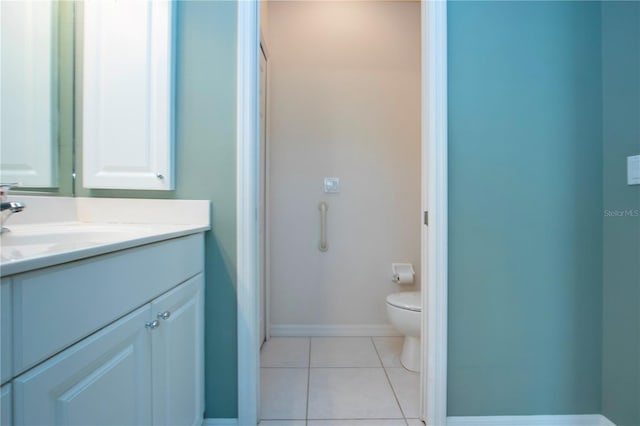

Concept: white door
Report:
left=259, top=45, right=268, bottom=347
left=13, top=304, right=152, bottom=425
left=151, top=274, right=204, bottom=426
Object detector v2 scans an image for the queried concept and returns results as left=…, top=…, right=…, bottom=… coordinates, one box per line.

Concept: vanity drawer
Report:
left=11, top=233, right=203, bottom=376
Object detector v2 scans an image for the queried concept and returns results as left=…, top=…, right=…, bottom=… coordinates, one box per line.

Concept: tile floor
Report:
left=259, top=336, right=423, bottom=426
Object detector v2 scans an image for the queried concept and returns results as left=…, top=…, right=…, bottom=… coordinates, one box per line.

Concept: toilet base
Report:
left=400, top=336, right=421, bottom=372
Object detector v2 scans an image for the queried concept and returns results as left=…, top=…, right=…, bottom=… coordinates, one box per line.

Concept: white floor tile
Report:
left=261, top=337, right=310, bottom=368
left=259, top=421, right=306, bottom=426
left=310, top=337, right=381, bottom=367
left=386, top=367, right=420, bottom=418
left=406, top=419, right=425, bottom=426
left=308, top=368, right=402, bottom=419
left=372, top=336, right=404, bottom=368
left=308, top=420, right=406, bottom=425
left=260, top=368, right=308, bottom=420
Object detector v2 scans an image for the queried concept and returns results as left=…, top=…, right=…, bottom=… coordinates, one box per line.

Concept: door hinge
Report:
left=424, top=211, right=428, bottom=226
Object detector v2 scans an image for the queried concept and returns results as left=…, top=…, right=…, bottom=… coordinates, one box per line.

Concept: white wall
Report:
left=267, top=1, right=421, bottom=329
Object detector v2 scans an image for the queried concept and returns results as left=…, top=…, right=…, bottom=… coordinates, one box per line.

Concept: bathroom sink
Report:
left=0, top=222, right=197, bottom=275
left=2, top=225, right=150, bottom=246
left=0, top=223, right=155, bottom=262
left=0, top=196, right=210, bottom=277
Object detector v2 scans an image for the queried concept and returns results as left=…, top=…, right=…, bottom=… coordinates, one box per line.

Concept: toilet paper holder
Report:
left=391, top=263, right=415, bottom=284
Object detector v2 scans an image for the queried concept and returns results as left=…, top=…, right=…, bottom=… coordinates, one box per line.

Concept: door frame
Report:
left=236, top=1, right=449, bottom=425
left=258, top=37, right=271, bottom=347
left=422, top=2, right=449, bottom=425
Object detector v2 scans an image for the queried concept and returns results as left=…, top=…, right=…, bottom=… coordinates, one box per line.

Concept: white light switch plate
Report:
left=628, top=155, right=640, bottom=185
left=324, top=177, right=340, bottom=193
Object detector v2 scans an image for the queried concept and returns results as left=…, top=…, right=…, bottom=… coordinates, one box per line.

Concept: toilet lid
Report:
left=386, top=291, right=421, bottom=312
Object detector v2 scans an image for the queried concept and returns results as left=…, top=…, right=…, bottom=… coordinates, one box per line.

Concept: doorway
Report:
left=260, top=0, right=421, bottom=423
left=236, top=1, right=449, bottom=425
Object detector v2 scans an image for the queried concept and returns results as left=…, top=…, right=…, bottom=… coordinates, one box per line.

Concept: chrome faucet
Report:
left=1, top=183, right=25, bottom=234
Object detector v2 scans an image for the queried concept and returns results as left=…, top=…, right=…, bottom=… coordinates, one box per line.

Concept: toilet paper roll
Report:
left=393, top=271, right=414, bottom=285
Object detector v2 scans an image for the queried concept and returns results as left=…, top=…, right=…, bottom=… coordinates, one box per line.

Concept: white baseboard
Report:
left=270, top=324, right=401, bottom=337
left=203, top=414, right=615, bottom=426
left=447, top=414, right=616, bottom=426
left=202, top=419, right=238, bottom=426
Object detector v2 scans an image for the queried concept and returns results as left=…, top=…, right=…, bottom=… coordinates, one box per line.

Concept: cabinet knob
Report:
left=157, top=311, right=171, bottom=320
left=145, top=319, right=160, bottom=330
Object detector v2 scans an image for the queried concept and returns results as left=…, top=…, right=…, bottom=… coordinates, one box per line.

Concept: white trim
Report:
left=446, top=415, right=616, bottom=426
left=236, top=1, right=260, bottom=426
left=422, top=1, right=448, bottom=425
left=259, top=34, right=272, bottom=344
left=199, top=415, right=617, bottom=426
left=202, top=419, right=238, bottom=426
left=270, top=324, right=402, bottom=337
left=258, top=45, right=267, bottom=347
left=265, top=47, right=272, bottom=344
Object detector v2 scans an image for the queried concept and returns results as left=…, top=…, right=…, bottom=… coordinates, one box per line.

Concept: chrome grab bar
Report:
left=318, top=201, right=328, bottom=252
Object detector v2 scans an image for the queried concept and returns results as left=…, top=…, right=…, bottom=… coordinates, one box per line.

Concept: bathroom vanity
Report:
left=0, top=196, right=210, bottom=426
left=1, top=2, right=208, bottom=422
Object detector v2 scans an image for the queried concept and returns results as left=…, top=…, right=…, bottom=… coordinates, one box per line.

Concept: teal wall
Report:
left=447, top=1, right=603, bottom=415
left=601, top=2, right=640, bottom=426
left=75, top=1, right=239, bottom=418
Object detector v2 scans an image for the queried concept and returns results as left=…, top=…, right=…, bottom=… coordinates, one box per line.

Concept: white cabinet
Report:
left=11, top=274, right=204, bottom=426
left=82, top=0, right=174, bottom=190
left=11, top=235, right=202, bottom=376
left=1, top=384, right=11, bottom=426
left=3, top=234, right=205, bottom=426
left=151, top=275, right=204, bottom=426
left=12, top=275, right=204, bottom=426
left=13, top=305, right=153, bottom=426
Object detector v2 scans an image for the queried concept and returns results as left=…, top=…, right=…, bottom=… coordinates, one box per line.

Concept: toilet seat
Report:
left=386, top=291, right=421, bottom=312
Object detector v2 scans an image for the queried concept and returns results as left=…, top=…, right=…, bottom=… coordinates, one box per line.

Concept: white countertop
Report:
left=0, top=196, right=210, bottom=277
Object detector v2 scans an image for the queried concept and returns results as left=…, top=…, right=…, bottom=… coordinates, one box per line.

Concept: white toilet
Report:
left=386, top=291, right=421, bottom=372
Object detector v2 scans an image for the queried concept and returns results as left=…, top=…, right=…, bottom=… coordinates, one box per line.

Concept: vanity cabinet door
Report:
left=151, top=274, right=204, bottom=426
left=1, top=383, right=11, bottom=426
left=1, top=281, right=11, bottom=385
left=13, top=304, right=153, bottom=426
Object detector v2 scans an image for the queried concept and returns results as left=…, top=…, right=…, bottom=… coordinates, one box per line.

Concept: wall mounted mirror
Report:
left=0, top=1, right=75, bottom=195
